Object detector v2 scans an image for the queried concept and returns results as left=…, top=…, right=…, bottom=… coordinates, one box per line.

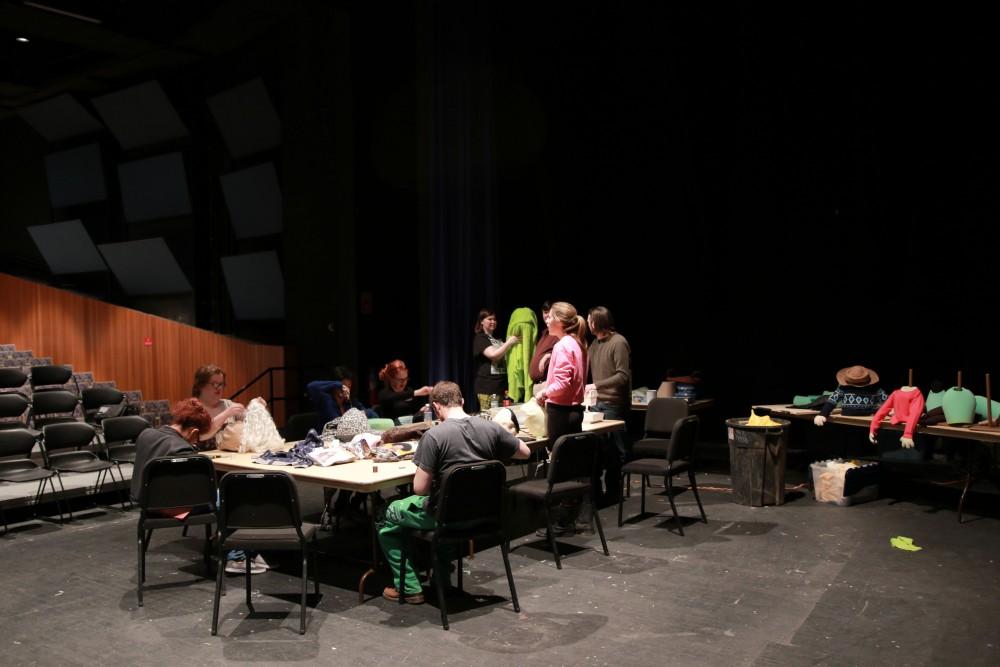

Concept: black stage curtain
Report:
left=426, top=0, right=498, bottom=402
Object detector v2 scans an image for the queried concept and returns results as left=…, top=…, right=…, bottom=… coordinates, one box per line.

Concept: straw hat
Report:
left=835, top=365, right=879, bottom=387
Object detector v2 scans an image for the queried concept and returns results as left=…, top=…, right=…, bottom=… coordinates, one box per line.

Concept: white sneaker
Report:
left=225, top=559, right=247, bottom=574
left=252, top=554, right=270, bottom=572
left=225, top=558, right=267, bottom=575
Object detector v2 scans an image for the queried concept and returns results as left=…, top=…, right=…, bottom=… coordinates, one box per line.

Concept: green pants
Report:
left=377, top=494, right=451, bottom=595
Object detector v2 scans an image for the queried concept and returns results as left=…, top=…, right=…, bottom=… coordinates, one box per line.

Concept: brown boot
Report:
left=382, top=586, right=425, bottom=604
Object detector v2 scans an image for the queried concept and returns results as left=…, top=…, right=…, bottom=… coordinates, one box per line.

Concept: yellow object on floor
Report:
left=890, top=536, right=923, bottom=552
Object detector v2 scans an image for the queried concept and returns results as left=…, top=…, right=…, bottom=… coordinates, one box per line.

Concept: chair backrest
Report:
left=29, top=365, right=75, bottom=393
left=548, top=432, right=600, bottom=486
left=141, top=455, right=217, bottom=511
left=219, top=471, right=303, bottom=532
left=31, top=389, right=79, bottom=421
left=0, top=368, right=28, bottom=391
left=0, top=392, right=29, bottom=421
left=666, top=415, right=700, bottom=463
left=81, top=386, right=125, bottom=412
left=102, top=415, right=150, bottom=444
left=280, top=411, right=321, bottom=441
left=41, top=422, right=96, bottom=455
left=434, top=460, right=506, bottom=527
left=645, top=398, right=689, bottom=436
left=0, top=428, right=37, bottom=461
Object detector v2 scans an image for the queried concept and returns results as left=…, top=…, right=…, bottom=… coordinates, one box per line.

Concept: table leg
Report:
left=357, top=491, right=385, bottom=604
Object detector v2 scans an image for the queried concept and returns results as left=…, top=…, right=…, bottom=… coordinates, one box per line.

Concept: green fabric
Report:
left=925, top=389, right=945, bottom=412
left=505, top=307, right=538, bottom=403
left=942, top=387, right=976, bottom=424
left=792, top=394, right=820, bottom=406
left=890, top=536, right=922, bottom=552
left=367, top=418, right=395, bottom=432
left=974, top=395, right=1000, bottom=421
left=377, top=494, right=455, bottom=595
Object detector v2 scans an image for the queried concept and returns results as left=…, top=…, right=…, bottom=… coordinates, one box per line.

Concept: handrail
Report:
left=228, top=364, right=336, bottom=407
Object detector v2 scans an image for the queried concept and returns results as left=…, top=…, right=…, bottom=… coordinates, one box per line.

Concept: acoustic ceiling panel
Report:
left=118, top=152, right=192, bottom=222
left=45, top=143, right=107, bottom=208
left=28, top=220, right=107, bottom=274
left=98, top=238, right=192, bottom=295
left=18, top=94, right=103, bottom=142
left=207, top=78, right=280, bottom=158
left=92, top=81, right=188, bottom=149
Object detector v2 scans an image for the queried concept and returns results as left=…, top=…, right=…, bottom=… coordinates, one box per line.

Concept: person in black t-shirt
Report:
left=377, top=381, right=531, bottom=604
left=472, top=309, right=520, bottom=412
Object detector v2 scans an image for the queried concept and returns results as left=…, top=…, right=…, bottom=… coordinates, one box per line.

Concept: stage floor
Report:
left=1, top=471, right=998, bottom=666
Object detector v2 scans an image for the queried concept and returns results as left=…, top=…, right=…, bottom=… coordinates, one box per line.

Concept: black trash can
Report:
left=726, top=417, right=790, bottom=506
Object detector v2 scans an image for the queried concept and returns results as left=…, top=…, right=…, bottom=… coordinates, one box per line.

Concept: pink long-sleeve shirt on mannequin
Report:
left=869, top=388, right=925, bottom=440
left=543, top=335, right=585, bottom=406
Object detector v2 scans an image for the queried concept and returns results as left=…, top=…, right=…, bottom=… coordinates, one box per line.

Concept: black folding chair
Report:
left=136, top=455, right=218, bottom=606
left=30, top=390, right=80, bottom=429
left=397, top=460, right=520, bottom=630
left=0, top=392, right=32, bottom=431
left=42, top=422, right=125, bottom=510
left=212, top=471, right=319, bottom=636
left=81, top=386, right=127, bottom=428
left=0, top=368, right=28, bottom=393
left=627, top=397, right=689, bottom=493
left=29, top=364, right=78, bottom=395
left=0, top=428, right=69, bottom=533
left=509, top=432, right=610, bottom=569
left=101, top=415, right=149, bottom=506
left=619, top=415, right=707, bottom=535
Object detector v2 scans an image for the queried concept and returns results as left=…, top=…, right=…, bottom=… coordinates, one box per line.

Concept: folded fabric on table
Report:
left=308, top=446, right=356, bottom=466
left=252, top=432, right=323, bottom=467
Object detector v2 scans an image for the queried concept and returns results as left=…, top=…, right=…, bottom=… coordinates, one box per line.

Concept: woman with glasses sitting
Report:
left=191, top=364, right=270, bottom=576
left=192, top=364, right=246, bottom=448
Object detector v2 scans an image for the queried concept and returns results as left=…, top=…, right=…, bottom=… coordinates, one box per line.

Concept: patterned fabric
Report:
left=331, top=407, right=370, bottom=441
left=820, top=385, right=889, bottom=417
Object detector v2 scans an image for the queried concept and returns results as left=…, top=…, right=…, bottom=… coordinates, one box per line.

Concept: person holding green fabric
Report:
left=505, top=306, right=538, bottom=402
left=378, top=381, right=531, bottom=603
left=472, top=309, right=520, bottom=411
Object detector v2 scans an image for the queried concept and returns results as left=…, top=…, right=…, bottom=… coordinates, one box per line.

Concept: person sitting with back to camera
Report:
left=377, top=381, right=531, bottom=604
left=130, top=398, right=211, bottom=506
left=376, top=359, right=433, bottom=423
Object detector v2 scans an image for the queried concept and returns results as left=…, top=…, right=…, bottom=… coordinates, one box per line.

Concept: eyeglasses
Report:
left=208, top=381, right=226, bottom=390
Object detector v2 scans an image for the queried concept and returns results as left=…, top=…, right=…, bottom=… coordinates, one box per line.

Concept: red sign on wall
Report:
left=143, top=336, right=153, bottom=347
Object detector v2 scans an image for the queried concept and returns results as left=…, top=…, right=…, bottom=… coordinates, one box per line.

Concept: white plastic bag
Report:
left=240, top=399, right=284, bottom=453
left=521, top=399, right=547, bottom=438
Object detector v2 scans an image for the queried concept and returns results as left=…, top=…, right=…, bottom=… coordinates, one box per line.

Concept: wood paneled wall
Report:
left=0, top=273, right=285, bottom=420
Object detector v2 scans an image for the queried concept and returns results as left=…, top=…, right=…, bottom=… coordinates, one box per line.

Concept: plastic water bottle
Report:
left=490, top=393, right=499, bottom=409
left=424, top=409, right=432, bottom=423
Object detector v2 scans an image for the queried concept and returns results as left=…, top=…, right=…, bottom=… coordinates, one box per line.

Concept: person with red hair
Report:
left=129, top=398, right=211, bottom=503
left=376, top=360, right=433, bottom=422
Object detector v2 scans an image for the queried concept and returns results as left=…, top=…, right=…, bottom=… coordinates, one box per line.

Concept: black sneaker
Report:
left=535, top=524, right=573, bottom=538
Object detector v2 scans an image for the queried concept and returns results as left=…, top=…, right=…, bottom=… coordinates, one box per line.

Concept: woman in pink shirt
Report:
left=536, top=301, right=588, bottom=445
